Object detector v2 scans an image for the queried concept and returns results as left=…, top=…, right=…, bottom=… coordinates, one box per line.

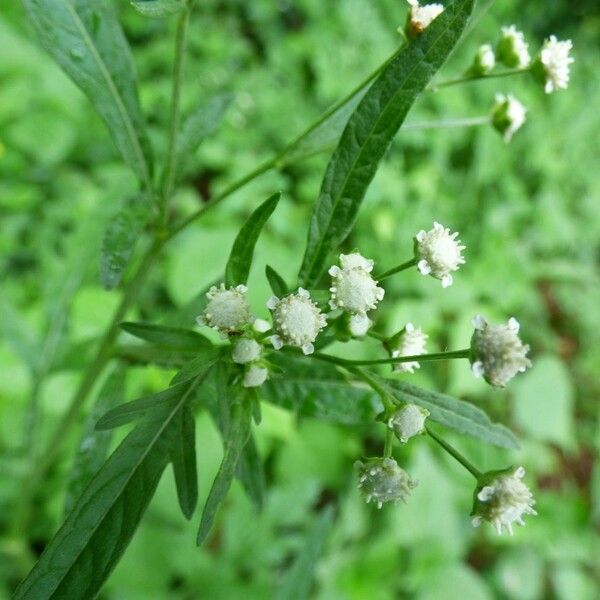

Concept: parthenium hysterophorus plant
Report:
left=13, top=0, right=573, bottom=597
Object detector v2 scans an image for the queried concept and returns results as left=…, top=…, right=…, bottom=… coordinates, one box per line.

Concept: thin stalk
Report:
left=161, top=6, right=191, bottom=215
left=403, top=116, right=490, bottom=131
left=384, top=428, right=394, bottom=458
left=426, top=425, right=481, bottom=478
left=366, top=330, right=388, bottom=342
left=376, top=257, right=417, bottom=280
left=346, top=366, right=395, bottom=412
left=313, top=348, right=470, bottom=367
left=428, top=67, right=530, bottom=91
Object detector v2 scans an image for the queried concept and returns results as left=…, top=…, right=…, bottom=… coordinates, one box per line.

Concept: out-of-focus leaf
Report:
left=265, top=264, right=288, bottom=298
left=120, top=321, right=211, bottom=349
left=225, top=192, right=281, bottom=287
left=116, top=343, right=196, bottom=368
left=298, top=0, right=474, bottom=287
left=101, top=194, right=150, bottom=290
left=235, top=431, right=266, bottom=510
left=130, top=0, right=184, bottom=18
left=170, top=403, right=198, bottom=519
left=0, top=292, right=39, bottom=371
left=64, top=366, right=126, bottom=514
left=22, top=0, right=153, bottom=185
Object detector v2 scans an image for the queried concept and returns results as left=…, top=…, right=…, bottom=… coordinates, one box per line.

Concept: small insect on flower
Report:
left=471, top=466, right=537, bottom=535
left=496, top=25, right=530, bottom=69
left=470, top=315, right=532, bottom=387
left=415, top=222, right=466, bottom=288
left=232, top=338, right=262, bottom=364
left=535, top=35, right=574, bottom=94
left=390, top=323, right=428, bottom=373
left=472, top=43, right=496, bottom=76
left=491, top=94, right=527, bottom=143
left=405, top=0, right=444, bottom=37
left=329, top=252, right=384, bottom=316
left=267, top=288, right=326, bottom=355
left=243, top=364, right=268, bottom=388
left=196, top=284, right=252, bottom=335
left=356, top=457, right=417, bottom=509
left=388, top=404, right=430, bottom=443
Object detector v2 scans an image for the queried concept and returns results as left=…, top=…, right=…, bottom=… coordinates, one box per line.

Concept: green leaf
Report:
left=171, top=346, right=221, bottom=385
left=298, top=0, right=474, bottom=287
left=14, top=379, right=201, bottom=600
left=22, top=0, right=153, bottom=185
left=265, top=264, right=289, bottom=297
left=130, top=0, right=184, bottom=18
left=376, top=375, right=519, bottom=449
left=170, top=403, right=198, bottom=519
left=224, top=192, right=281, bottom=287
left=120, top=321, right=211, bottom=349
left=116, top=343, right=196, bottom=368
left=262, top=354, right=382, bottom=425
left=275, top=505, right=336, bottom=600
left=197, top=392, right=252, bottom=544
left=64, top=366, right=126, bottom=514
left=95, top=381, right=189, bottom=430
left=100, top=194, right=150, bottom=290
left=235, top=432, right=266, bottom=510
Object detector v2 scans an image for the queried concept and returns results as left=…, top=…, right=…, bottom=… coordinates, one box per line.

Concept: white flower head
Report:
left=329, top=252, right=384, bottom=316
left=471, top=466, right=537, bottom=535
left=406, top=0, right=444, bottom=36
left=243, top=364, right=268, bottom=388
left=492, top=94, right=527, bottom=143
left=196, top=284, right=252, bottom=335
left=415, top=222, right=466, bottom=287
left=356, top=457, right=417, bottom=509
left=388, top=404, right=430, bottom=443
left=391, top=323, right=428, bottom=373
left=497, top=25, right=530, bottom=69
left=472, top=43, right=496, bottom=75
left=267, top=288, right=326, bottom=355
left=348, top=314, right=372, bottom=337
left=537, top=36, right=574, bottom=94
left=232, top=338, right=262, bottom=365
left=470, top=315, right=532, bottom=387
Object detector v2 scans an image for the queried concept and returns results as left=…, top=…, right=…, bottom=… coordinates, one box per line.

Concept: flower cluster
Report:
left=491, top=94, right=527, bottom=143
left=405, top=0, right=443, bottom=37
left=536, top=36, right=575, bottom=94
left=356, top=458, right=417, bottom=508
left=390, top=323, right=428, bottom=373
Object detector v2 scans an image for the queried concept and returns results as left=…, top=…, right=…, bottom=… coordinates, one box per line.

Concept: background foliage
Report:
left=0, top=0, right=599, bottom=598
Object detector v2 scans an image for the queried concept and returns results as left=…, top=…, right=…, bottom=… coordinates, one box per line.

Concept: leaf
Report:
left=0, top=292, right=39, bottom=372
left=265, top=264, right=289, bottom=297
left=131, top=0, right=184, bottom=18
left=175, top=92, right=233, bottom=177
left=170, top=403, right=198, bottom=519
left=225, top=192, right=281, bottom=287
left=22, top=0, right=153, bottom=185
left=275, top=505, right=336, bottom=600
left=197, top=392, right=252, bottom=544
left=120, top=321, right=211, bottom=349
left=14, top=379, right=200, bottom=600
left=64, top=366, right=126, bottom=514
left=100, top=194, right=150, bottom=289
left=261, top=354, right=382, bottom=425
left=235, top=432, right=266, bottom=510
left=170, top=346, right=221, bottom=385
left=116, top=343, right=197, bottom=368
left=95, top=381, right=189, bottom=430
left=298, top=0, right=475, bottom=287
left=376, top=375, right=519, bottom=449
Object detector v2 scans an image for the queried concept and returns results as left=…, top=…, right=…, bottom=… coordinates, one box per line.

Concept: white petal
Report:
left=471, top=314, right=486, bottom=330
left=266, top=296, right=279, bottom=310
left=508, top=317, right=520, bottom=332
left=301, top=342, right=314, bottom=355
left=417, top=259, right=431, bottom=275
left=441, top=274, right=453, bottom=288
left=471, top=361, right=485, bottom=378
left=270, top=335, right=283, bottom=350
left=253, top=318, right=271, bottom=333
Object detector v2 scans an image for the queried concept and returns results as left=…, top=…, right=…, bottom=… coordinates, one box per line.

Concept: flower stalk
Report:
left=426, top=425, right=482, bottom=478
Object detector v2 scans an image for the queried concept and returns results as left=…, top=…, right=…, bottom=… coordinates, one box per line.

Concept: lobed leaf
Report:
left=22, top=0, right=153, bottom=185
left=120, top=321, right=211, bottom=349
left=298, top=0, right=475, bottom=287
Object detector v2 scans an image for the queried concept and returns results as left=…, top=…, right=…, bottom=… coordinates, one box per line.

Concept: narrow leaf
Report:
left=101, top=194, right=150, bottom=289
left=116, top=343, right=197, bottom=368
left=22, top=0, right=153, bottom=185
left=120, top=321, right=211, bottom=349
left=171, top=347, right=221, bottom=385
left=131, top=0, right=184, bottom=18
left=170, top=403, right=198, bottom=519
left=265, top=264, right=288, bottom=297
left=197, top=394, right=252, bottom=544
left=225, top=192, right=281, bottom=287
left=235, top=432, right=266, bottom=510
left=298, top=0, right=474, bottom=287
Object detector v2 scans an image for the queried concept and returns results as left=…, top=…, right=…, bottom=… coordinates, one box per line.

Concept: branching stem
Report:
left=426, top=425, right=481, bottom=478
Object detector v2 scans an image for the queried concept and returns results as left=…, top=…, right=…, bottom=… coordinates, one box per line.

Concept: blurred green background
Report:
left=1, top=0, right=599, bottom=598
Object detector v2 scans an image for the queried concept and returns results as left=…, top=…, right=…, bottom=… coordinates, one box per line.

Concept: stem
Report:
left=161, top=6, right=191, bottom=215
left=403, top=116, right=491, bottom=131
left=347, top=366, right=395, bottom=412
left=376, top=257, right=417, bottom=280
left=428, top=67, right=530, bottom=91
left=384, top=428, right=394, bottom=458
left=366, top=330, right=388, bottom=342
left=426, top=425, right=481, bottom=478
left=312, top=348, right=470, bottom=367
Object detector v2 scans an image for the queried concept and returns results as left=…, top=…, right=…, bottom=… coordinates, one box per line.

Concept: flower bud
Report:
left=196, top=284, right=252, bottom=335
left=390, top=323, right=428, bottom=373
left=232, top=338, right=261, bottom=365
left=243, top=364, right=268, bottom=388
left=496, top=25, right=530, bottom=69
left=532, top=35, right=574, bottom=94
left=471, top=466, right=537, bottom=535
left=415, top=222, right=466, bottom=288
left=348, top=314, right=372, bottom=337
left=388, top=404, right=430, bottom=443
left=469, top=315, right=531, bottom=387
left=471, top=44, right=496, bottom=76
left=405, top=0, right=444, bottom=38
left=267, top=288, right=326, bottom=355
left=491, top=94, right=527, bottom=143
left=356, top=457, right=417, bottom=509
left=253, top=318, right=271, bottom=333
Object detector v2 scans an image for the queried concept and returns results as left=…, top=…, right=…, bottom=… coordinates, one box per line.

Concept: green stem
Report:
left=426, top=425, right=481, bottom=478
left=376, top=257, right=417, bottom=280
left=366, top=330, right=388, bottom=342
left=428, top=67, right=531, bottom=91
left=161, top=5, right=191, bottom=215
left=383, top=428, right=394, bottom=458
left=346, top=366, right=395, bottom=412
left=313, top=348, right=470, bottom=367
left=403, top=116, right=491, bottom=131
